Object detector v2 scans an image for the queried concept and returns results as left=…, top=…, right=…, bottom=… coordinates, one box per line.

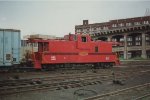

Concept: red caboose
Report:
left=28, top=34, right=120, bottom=69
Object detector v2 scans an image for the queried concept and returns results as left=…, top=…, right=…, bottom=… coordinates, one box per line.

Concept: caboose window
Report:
left=74, top=35, right=77, bottom=41
left=95, top=46, right=98, bottom=52
left=81, top=36, right=87, bottom=42
left=38, top=42, right=49, bottom=52
left=43, top=43, right=49, bottom=51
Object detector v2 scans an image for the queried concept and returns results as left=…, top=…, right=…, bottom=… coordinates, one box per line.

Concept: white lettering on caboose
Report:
left=51, top=56, right=56, bottom=60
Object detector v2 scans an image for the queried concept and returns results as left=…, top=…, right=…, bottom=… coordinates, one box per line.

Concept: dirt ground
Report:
left=0, top=63, right=150, bottom=100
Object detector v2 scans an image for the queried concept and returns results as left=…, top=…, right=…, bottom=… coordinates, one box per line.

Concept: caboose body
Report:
left=28, top=34, right=119, bottom=69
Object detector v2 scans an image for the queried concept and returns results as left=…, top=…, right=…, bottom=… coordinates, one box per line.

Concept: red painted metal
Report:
left=28, top=34, right=120, bottom=69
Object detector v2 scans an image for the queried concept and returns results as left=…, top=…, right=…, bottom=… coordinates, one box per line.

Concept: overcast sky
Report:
left=0, top=0, right=150, bottom=38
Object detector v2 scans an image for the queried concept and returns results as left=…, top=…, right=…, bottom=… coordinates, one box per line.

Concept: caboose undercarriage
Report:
left=40, top=62, right=115, bottom=70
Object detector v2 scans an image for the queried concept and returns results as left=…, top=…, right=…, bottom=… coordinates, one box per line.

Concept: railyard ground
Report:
left=0, top=60, right=150, bottom=100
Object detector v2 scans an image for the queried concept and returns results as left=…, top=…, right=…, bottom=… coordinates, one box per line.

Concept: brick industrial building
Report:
left=75, top=16, right=150, bottom=59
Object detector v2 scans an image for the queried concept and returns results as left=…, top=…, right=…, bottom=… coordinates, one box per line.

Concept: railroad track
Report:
left=0, top=69, right=150, bottom=96
left=134, top=93, right=150, bottom=100
left=0, top=73, right=122, bottom=95
left=84, top=82, right=150, bottom=100
left=0, top=70, right=150, bottom=87
left=0, top=67, right=150, bottom=95
left=0, top=73, right=112, bottom=87
left=0, top=79, right=102, bottom=95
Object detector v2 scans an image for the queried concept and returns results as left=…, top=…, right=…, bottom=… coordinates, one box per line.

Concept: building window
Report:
left=134, top=22, right=140, bottom=25
left=79, top=29, right=82, bottom=32
left=91, top=27, right=98, bottom=31
left=126, top=23, right=131, bottom=26
left=146, top=36, right=150, bottom=40
left=98, top=27, right=101, bottom=30
left=146, top=42, right=150, bottom=45
left=143, top=21, right=149, bottom=24
left=91, top=28, right=93, bottom=31
left=119, top=23, right=124, bottom=27
left=127, top=37, right=132, bottom=41
left=103, top=26, right=108, bottom=30
left=120, top=38, right=124, bottom=42
left=76, top=29, right=78, bottom=32
left=135, top=42, right=141, bottom=46
left=83, top=29, right=86, bottom=32
left=77, top=29, right=81, bottom=33
left=112, top=38, right=116, bottom=42
left=128, top=42, right=132, bottom=46
left=75, top=29, right=77, bottom=32
left=135, top=36, right=141, bottom=41
left=112, top=24, right=117, bottom=27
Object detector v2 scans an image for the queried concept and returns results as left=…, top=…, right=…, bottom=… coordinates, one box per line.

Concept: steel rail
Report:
left=134, top=93, right=150, bottom=100
left=0, top=68, right=149, bottom=88
left=84, top=83, right=150, bottom=100
left=0, top=68, right=149, bottom=96
left=0, top=79, right=102, bottom=95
